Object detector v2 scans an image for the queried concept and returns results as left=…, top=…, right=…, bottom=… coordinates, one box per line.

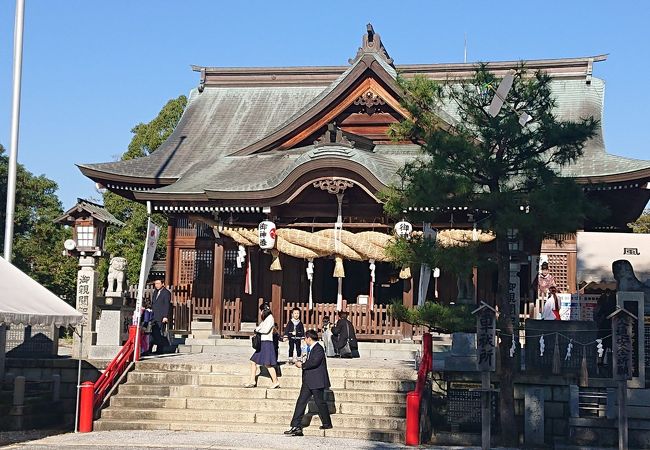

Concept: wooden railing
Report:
left=282, top=300, right=406, bottom=341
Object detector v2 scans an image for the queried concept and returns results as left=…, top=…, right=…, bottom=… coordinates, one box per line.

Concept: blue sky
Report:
left=1, top=1, right=649, bottom=208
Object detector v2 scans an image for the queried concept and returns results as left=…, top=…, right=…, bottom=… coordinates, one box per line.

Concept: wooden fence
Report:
left=127, top=283, right=422, bottom=341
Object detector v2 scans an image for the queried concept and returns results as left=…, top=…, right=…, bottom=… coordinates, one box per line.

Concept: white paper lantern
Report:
left=394, top=220, right=413, bottom=239
left=258, top=220, right=276, bottom=250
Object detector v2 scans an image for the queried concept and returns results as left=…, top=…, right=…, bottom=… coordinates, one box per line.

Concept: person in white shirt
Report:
left=245, top=304, right=280, bottom=388
left=542, top=286, right=560, bottom=320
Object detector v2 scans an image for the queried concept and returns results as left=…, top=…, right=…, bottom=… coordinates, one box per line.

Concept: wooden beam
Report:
left=402, top=277, right=414, bottom=340
left=285, top=222, right=390, bottom=229
left=165, top=219, right=175, bottom=287
left=211, top=242, right=225, bottom=336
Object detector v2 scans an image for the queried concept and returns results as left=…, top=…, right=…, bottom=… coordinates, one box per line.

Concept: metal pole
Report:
left=4, top=0, right=26, bottom=262
left=74, top=325, right=83, bottom=433
left=481, top=371, right=491, bottom=450
left=618, top=380, right=627, bottom=450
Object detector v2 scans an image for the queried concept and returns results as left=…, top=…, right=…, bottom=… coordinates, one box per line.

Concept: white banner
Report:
left=133, top=218, right=160, bottom=358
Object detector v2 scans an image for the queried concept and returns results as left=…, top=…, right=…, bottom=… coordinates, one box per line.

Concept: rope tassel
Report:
left=270, top=249, right=282, bottom=271
left=333, top=256, right=345, bottom=278
left=552, top=334, right=561, bottom=375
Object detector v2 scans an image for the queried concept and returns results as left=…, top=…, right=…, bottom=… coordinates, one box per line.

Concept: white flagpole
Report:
left=4, top=0, right=26, bottom=262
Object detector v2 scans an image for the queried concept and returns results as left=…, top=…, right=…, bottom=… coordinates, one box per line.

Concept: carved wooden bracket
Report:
left=313, top=179, right=355, bottom=194
left=314, top=123, right=353, bottom=148
left=353, top=90, right=386, bottom=115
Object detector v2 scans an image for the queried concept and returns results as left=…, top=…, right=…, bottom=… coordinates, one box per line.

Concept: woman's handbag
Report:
left=251, top=332, right=262, bottom=352
left=339, top=323, right=353, bottom=357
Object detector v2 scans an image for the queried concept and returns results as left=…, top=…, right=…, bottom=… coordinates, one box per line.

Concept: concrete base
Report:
left=89, top=345, right=123, bottom=360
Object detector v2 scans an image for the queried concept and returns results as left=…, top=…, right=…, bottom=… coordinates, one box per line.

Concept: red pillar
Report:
left=78, top=381, right=94, bottom=432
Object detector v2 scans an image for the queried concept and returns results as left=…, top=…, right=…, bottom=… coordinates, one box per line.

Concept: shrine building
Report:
left=78, top=26, right=650, bottom=339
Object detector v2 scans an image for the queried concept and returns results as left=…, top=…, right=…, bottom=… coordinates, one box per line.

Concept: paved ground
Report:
left=1, top=430, right=475, bottom=450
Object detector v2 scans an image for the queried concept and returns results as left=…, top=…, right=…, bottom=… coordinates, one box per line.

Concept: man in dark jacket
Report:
left=149, top=278, right=171, bottom=355
left=331, top=311, right=358, bottom=358
left=284, top=330, right=332, bottom=436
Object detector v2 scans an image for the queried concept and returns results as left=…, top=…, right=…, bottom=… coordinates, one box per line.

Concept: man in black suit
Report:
left=284, top=329, right=333, bottom=436
left=149, top=278, right=171, bottom=355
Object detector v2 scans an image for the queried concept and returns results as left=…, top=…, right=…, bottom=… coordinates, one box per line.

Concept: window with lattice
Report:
left=547, top=253, right=569, bottom=293
left=178, top=249, right=213, bottom=286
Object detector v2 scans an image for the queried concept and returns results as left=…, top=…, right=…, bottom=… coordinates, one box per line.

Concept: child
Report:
left=283, top=307, right=305, bottom=364
left=321, top=317, right=336, bottom=357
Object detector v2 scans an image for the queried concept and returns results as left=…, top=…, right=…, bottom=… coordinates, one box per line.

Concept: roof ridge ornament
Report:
left=348, top=23, right=394, bottom=67
left=314, top=123, right=354, bottom=148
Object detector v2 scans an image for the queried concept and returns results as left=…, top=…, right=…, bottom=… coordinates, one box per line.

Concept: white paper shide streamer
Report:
left=565, top=339, right=573, bottom=361
left=306, top=258, right=314, bottom=310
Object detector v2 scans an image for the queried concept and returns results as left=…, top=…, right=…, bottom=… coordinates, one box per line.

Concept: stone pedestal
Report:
left=73, top=256, right=99, bottom=359
left=524, top=386, right=545, bottom=446
left=444, top=332, right=478, bottom=371
left=89, top=296, right=131, bottom=360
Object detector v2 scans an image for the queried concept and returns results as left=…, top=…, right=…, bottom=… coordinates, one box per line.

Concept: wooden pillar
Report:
left=271, top=270, right=283, bottom=330
left=165, top=218, right=175, bottom=287
left=402, top=277, right=414, bottom=341
left=211, top=241, right=225, bottom=336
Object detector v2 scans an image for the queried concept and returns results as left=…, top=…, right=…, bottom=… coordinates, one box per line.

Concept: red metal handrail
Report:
left=92, top=325, right=140, bottom=410
left=405, top=332, right=433, bottom=446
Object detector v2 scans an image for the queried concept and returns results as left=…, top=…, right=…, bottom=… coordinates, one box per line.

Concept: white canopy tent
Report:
left=0, top=256, right=82, bottom=402
left=0, top=256, right=82, bottom=328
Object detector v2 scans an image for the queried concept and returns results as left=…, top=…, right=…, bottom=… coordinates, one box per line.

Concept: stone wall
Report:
left=3, top=358, right=106, bottom=425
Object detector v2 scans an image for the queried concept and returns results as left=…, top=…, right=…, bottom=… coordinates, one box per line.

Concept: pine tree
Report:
left=386, top=66, right=598, bottom=444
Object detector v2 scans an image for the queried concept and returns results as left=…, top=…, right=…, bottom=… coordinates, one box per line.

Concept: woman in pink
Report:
left=537, top=262, right=556, bottom=299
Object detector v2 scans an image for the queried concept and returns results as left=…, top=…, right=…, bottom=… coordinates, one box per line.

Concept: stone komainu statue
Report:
left=106, top=256, right=127, bottom=294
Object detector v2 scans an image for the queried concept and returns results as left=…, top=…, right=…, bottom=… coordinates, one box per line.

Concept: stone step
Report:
left=93, top=419, right=403, bottom=443
left=117, top=384, right=407, bottom=404
left=135, top=360, right=417, bottom=380
left=126, top=371, right=415, bottom=391
left=184, top=338, right=428, bottom=351
left=108, top=395, right=405, bottom=417
left=180, top=344, right=422, bottom=360
left=100, top=407, right=405, bottom=431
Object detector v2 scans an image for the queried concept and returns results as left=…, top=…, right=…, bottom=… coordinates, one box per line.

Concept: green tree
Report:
left=629, top=209, right=650, bottom=233
left=102, top=95, right=187, bottom=283
left=386, top=67, right=598, bottom=444
left=0, top=144, right=78, bottom=303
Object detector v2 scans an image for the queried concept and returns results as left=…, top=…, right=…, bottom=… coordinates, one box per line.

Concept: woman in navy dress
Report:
left=245, top=304, right=280, bottom=388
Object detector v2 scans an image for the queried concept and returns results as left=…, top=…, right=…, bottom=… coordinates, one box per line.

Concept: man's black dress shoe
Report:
left=284, top=427, right=303, bottom=436
left=319, top=424, right=333, bottom=430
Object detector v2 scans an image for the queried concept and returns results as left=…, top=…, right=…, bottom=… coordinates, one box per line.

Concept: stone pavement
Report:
left=1, top=430, right=477, bottom=450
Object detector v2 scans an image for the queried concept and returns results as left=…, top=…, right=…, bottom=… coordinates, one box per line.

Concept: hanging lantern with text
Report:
left=394, top=220, right=413, bottom=239
left=258, top=220, right=276, bottom=250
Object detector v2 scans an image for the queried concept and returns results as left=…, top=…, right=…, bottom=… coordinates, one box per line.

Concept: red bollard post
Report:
left=129, top=325, right=141, bottom=361
left=78, top=381, right=94, bottom=432
left=405, top=390, right=421, bottom=446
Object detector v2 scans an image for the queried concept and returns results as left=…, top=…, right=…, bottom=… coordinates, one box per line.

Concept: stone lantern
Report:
left=56, top=199, right=123, bottom=257
left=55, top=199, right=124, bottom=358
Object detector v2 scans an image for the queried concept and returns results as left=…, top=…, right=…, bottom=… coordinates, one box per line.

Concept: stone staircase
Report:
left=179, top=332, right=452, bottom=363
left=94, top=358, right=417, bottom=443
